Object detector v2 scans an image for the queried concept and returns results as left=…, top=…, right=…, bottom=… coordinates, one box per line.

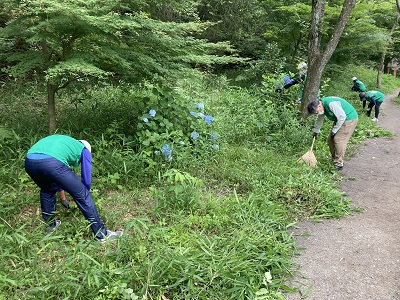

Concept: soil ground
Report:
left=285, top=89, right=400, bottom=300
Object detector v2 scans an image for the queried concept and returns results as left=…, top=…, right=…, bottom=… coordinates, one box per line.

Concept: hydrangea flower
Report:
left=143, top=117, right=148, bottom=123
left=197, top=103, right=204, bottom=109
left=204, top=115, right=214, bottom=123
left=190, top=111, right=195, bottom=116
left=191, top=132, right=199, bottom=139
left=283, top=75, right=291, bottom=84
left=161, top=144, right=172, bottom=156
left=213, top=144, right=219, bottom=150
left=210, top=133, right=218, bottom=140
left=197, top=112, right=204, bottom=118
left=149, top=109, right=156, bottom=117
left=179, top=141, right=185, bottom=145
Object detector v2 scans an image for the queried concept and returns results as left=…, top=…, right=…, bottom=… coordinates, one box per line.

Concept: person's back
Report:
left=351, top=77, right=366, bottom=92
left=321, top=96, right=358, bottom=122
left=359, top=90, right=385, bottom=122
left=366, top=90, right=384, bottom=102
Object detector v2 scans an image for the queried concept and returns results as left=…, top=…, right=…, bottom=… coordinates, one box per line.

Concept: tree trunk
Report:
left=300, top=0, right=356, bottom=118
left=47, top=82, right=57, bottom=134
left=377, top=0, right=400, bottom=88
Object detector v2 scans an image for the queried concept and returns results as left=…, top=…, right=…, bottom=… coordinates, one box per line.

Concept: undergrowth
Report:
left=0, top=67, right=398, bottom=299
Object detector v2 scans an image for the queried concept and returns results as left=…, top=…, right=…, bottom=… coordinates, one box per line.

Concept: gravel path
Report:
left=285, top=89, right=400, bottom=300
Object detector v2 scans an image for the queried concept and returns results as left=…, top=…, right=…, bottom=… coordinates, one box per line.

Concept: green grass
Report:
left=0, top=67, right=399, bottom=299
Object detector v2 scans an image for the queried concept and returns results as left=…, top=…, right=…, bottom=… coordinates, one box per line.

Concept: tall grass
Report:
left=0, top=67, right=398, bottom=299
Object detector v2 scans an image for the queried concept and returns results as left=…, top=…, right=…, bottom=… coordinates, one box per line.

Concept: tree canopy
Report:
left=0, top=0, right=242, bottom=132
left=0, top=0, right=399, bottom=130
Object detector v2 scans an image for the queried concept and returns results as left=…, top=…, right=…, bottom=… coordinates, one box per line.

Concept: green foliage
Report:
left=150, top=168, right=204, bottom=214
left=264, top=2, right=312, bottom=61
left=197, top=0, right=268, bottom=57
left=95, top=282, right=139, bottom=300
left=1, top=66, right=400, bottom=299
left=330, top=1, right=397, bottom=65
left=0, top=0, right=242, bottom=84
left=135, top=85, right=219, bottom=170
left=237, top=42, right=284, bottom=85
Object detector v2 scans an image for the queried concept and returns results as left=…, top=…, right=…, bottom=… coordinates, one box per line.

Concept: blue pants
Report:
left=25, top=156, right=107, bottom=239
left=366, top=101, right=383, bottom=118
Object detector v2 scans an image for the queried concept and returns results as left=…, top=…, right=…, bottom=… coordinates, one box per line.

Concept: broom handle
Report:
left=310, top=136, right=316, bottom=151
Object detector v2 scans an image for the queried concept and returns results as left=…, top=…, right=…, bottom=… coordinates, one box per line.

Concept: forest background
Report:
left=1, top=0, right=400, bottom=299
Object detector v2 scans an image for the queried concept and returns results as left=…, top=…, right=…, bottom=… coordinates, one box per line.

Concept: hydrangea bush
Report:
left=136, top=86, right=219, bottom=169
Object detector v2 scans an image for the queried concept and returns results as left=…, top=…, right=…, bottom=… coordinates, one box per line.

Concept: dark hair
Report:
left=307, top=100, right=319, bottom=114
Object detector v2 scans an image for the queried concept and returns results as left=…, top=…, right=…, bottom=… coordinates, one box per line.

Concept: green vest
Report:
left=355, top=79, right=366, bottom=92
left=322, top=97, right=358, bottom=122
left=28, top=135, right=84, bottom=167
left=367, top=91, right=384, bottom=102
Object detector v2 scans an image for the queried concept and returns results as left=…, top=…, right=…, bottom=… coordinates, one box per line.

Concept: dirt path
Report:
left=285, top=89, right=400, bottom=300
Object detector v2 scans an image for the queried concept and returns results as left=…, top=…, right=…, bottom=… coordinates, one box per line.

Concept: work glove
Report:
left=312, top=132, right=318, bottom=138
left=61, top=199, right=70, bottom=209
left=330, top=131, right=336, bottom=138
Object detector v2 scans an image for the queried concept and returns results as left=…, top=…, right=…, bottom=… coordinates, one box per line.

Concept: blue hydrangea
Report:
left=213, top=144, right=219, bottom=150
left=210, top=133, right=218, bottom=140
left=197, top=103, right=204, bottom=109
left=283, top=75, right=291, bottom=84
left=143, top=117, right=148, bottom=123
left=197, top=112, right=204, bottom=118
left=161, top=144, right=172, bottom=156
left=190, top=111, right=195, bottom=116
left=149, top=109, right=156, bottom=117
left=191, top=132, right=199, bottom=139
left=204, top=115, right=214, bottom=123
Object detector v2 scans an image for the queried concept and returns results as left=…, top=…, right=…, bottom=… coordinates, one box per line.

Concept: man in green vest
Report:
left=307, top=97, right=358, bottom=171
left=359, top=90, right=385, bottom=122
left=280, top=62, right=321, bottom=104
left=25, top=135, right=123, bottom=243
left=351, top=77, right=366, bottom=92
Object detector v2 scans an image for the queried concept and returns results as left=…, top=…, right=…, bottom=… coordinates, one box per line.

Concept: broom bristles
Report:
left=297, top=150, right=318, bottom=168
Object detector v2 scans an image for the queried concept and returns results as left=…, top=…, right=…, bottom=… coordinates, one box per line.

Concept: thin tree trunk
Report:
left=300, top=0, right=356, bottom=118
left=47, top=83, right=57, bottom=134
left=377, top=0, right=400, bottom=88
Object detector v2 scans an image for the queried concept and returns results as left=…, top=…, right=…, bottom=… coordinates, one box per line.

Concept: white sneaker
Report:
left=99, top=230, right=123, bottom=243
left=371, top=118, right=378, bottom=122
left=45, top=220, right=61, bottom=233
